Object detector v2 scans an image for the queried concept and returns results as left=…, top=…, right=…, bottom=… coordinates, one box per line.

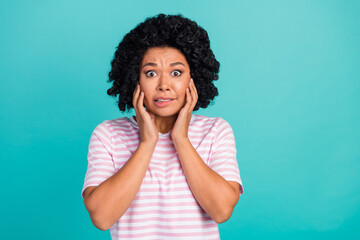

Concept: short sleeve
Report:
left=81, top=121, right=116, bottom=199
left=209, top=118, right=244, bottom=196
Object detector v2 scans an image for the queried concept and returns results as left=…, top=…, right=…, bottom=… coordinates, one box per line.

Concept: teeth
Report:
left=156, top=99, right=171, bottom=102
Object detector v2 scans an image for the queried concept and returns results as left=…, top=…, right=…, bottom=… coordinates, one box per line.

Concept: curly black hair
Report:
left=107, top=13, right=220, bottom=112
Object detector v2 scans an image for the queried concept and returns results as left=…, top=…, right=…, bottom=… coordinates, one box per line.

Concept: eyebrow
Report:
left=142, top=62, right=185, bottom=68
left=170, top=62, right=185, bottom=67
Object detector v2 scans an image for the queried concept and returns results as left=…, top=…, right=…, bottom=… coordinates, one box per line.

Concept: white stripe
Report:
left=131, top=197, right=197, bottom=204
left=111, top=226, right=218, bottom=234
left=114, top=219, right=215, bottom=227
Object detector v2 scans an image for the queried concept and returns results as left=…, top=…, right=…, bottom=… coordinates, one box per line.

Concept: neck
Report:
left=154, top=114, right=177, bottom=134
left=134, top=114, right=178, bottom=134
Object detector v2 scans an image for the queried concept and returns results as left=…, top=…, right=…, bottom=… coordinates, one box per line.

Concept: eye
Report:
left=145, top=70, right=157, bottom=77
left=171, top=70, right=182, bottom=77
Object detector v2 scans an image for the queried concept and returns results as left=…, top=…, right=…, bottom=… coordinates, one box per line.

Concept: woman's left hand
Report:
left=171, top=78, right=198, bottom=141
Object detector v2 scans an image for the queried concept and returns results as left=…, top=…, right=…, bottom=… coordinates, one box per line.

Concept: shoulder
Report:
left=92, top=117, right=134, bottom=137
left=192, top=114, right=232, bottom=132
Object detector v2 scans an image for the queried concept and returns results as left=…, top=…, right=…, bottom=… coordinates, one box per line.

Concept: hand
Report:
left=132, top=84, right=159, bottom=145
left=171, top=78, right=198, bottom=142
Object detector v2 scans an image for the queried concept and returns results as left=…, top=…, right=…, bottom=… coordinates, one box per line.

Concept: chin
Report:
left=152, top=109, right=180, bottom=118
left=148, top=105, right=181, bottom=118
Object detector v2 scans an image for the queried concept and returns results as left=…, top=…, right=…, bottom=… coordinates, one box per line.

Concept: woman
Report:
left=82, top=14, right=244, bottom=239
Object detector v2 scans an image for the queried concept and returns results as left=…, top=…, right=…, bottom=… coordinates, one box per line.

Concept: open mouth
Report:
left=153, top=98, right=175, bottom=107
left=154, top=99, right=173, bottom=102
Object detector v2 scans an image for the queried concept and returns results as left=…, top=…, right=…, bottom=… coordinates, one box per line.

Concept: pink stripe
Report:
left=130, top=201, right=198, bottom=208
left=111, top=126, right=137, bottom=132
left=138, top=186, right=190, bottom=192
left=94, top=133, right=111, bottom=150
left=115, top=134, right=139, bottom=140
left=119, top=216, right=212, bottom=224
left=155, top=143, right=177, bottom=148
left=88, top=156, right=113, bottom=162
left=113, top=154, right=131, bottom=159
left=134, top=194, right=195, bottom=200
left=149, top=158, right=180, bottom=165
left=210, top=160, right=237, bottom=168
left=89, top=162, right=114, bottom=170
left=84, top=180, right=102, bottom=186
left=157, top=138, right=174, bottom=142
left=144, top=165, right=182, bottom=172
left=113, top=146, right=131, bottom=151
left=114, top=222, right=216, bottom=231
left=114, top=162, right=129, bottom=168
left=142, top=178, right=187, bottom=185
left=144, top=171, right=185, bottom=179
left=89, top=143, right=109, bottom=149
left=217, top=121, right=231, bottom=133
left=154, top=149, right=177, bottom=154
left=126, top=143, right=141, bottom=148
left=196, top=149, right=211, bottom=155
left=222, top=173, right=240, bottom=179
left=87, top=166, right=113, bottom=174
left=124, top=209, right=204, bottom=216
left=214, top=167, right=239, bottom=172
left=113, top=230, right=219, bottom=238
left=188, top=129, right=213, bottom=134
left=95, top=125, right=110, bottom=139
left=192, top=122, right=217, bottom=128
left=89, top=150, right=112, bottom=155
left=212, top=148, right=236, bottom=154
left=150, top=155, right=178, bottom=161
left=113, top=154, right=131, bottom=160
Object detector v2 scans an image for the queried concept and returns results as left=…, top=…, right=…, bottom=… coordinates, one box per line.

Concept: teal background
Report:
left=1, top=0, right=359, bottom=239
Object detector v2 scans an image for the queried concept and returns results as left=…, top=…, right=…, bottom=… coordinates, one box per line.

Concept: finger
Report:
left=190, top=78, right=197, bottom=99
left=187, top=81, right=195, bottom=110
left=133, top=83, right=140, bottom=99
left=190, top=79, right=198, bottom=110
left=133, top=83, right=139, bottom=95
left=133, top=84, right=140, bottom=111
left=138, top=91, right=147, bottom=115
left=184, top=88, right=192, bottom=111
left=191, top=78, right=198, bottom=100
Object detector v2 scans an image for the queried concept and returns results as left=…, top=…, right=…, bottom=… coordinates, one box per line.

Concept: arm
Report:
left=173, top=137, right=240, bottom=223
left=84, top=141, right=156, bottom=230
left=170, top=79, right=241, bottom=223
left=84, top=84, right=159, bottom=230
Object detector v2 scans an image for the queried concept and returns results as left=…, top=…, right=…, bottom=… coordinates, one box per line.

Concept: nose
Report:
left=157, top=74, right=170, bottom=91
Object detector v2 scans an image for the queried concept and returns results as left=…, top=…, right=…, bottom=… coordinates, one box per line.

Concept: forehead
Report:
left=141, top=47, right=188, bottom=65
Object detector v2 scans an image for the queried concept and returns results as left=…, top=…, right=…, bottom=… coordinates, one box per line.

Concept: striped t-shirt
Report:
left=82, top=114, right=244, bottom=239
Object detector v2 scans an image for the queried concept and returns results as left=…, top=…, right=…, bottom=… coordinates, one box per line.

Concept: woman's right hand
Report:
left=132, top=84, right=159, bottom=145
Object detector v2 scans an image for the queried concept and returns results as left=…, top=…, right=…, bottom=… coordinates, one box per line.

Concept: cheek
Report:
left=177, top=83, right=189, bottom=98
left=143, top=93, right=153, bottom=108
left=176, top=87, right=188, bottom=106
left=138, top=82, right=152, bottom=107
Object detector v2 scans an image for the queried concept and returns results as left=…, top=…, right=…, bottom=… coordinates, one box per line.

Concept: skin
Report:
left=135, top=46, right=192, bottom=138
left=83, top=46, right=240, bottom=230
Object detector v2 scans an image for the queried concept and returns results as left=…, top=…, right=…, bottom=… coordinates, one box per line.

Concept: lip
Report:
left=154, top=97, right=176, bottom=101
left=153, top=98, right=175, bottom=108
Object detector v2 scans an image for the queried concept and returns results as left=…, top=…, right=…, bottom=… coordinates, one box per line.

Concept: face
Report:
left=139, top=46, right=191, bottom=117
